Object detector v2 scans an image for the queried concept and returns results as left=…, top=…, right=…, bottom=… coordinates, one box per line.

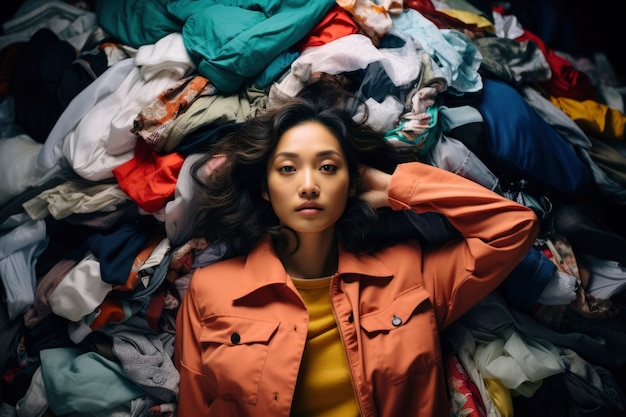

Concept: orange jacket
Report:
left=174, top=162, right=539, bottom=417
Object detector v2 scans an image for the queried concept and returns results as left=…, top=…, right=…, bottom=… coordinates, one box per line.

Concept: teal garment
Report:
left=253, top=48, right=301, bottom=88
left=96, top=0, right=336, bottom=93
left=385, top=106, right=440, bottom=156
left=95, top=0, right=179, bottom=48
left=40, top=347, right=145, bottom=415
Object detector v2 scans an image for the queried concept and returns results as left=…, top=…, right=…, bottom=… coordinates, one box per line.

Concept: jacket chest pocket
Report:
left=359, top=286, right=441, bottom=384
left=200, top=315, right=280, bottom=404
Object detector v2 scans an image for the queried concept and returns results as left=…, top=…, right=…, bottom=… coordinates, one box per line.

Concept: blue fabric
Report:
left=476, top=78, right=593, bottom=196
left=500, top=248, right=557, bottom=312
left=86, top=217, right=158, bottom=285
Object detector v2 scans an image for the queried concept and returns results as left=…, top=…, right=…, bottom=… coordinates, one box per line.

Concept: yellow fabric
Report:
left=290, top=276, right=359, bottom=417
left=549, top=95, right=626, bottom=140
left=484, top=378, right=513, bottom=417
left=438, top=9, right=496, bottom=32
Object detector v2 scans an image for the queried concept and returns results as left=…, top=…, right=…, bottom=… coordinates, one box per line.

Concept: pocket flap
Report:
left=200, top=315, right=280, bottom=345
left=360, top=287, right=430, bottom=333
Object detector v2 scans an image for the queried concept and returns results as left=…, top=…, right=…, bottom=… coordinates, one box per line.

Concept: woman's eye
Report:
left=320, top=164, right=336, bottom=172
left=279, top=166, right=295, bottom=173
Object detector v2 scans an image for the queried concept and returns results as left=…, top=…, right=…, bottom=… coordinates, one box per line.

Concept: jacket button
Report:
left=231, top=332, right=241, bottom=344
left=348, top=313, right=354, bottom=323
left=152, top=372, right=165, bottom=385
left=391, top=316, right=402, bottom=326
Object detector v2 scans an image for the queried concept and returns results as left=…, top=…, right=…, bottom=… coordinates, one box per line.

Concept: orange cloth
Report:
left=175, top=162, right=539, bottom=417
left=296, top=6, right=360, bottom=52
left=113, top=139, right=184, bottom=213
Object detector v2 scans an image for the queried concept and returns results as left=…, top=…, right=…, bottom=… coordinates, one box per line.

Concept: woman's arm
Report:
left=364, top=161, right=540, bottom=327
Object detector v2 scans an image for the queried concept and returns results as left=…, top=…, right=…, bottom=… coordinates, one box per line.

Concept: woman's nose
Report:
left=299, top=171, right=319, bottom=197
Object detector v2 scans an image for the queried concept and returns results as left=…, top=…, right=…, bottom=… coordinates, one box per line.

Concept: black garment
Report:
left=554, top=198, right=626, bottom=266
left=9, top=28, right=76, bottom=142
left=9, top=28, right=109, bottom=142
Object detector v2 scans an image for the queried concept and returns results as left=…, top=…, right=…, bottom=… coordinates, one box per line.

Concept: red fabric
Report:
left=444, top=354, right=487, bottom=417
left=89, top=298, right=127, bottom=330
left=113, top=139, right=184, bottom=213
left=296, top=6, right=360, bottom=52
left=145, top=288, right=166, bottom=332
left=516, top=29, right=597, bottom=101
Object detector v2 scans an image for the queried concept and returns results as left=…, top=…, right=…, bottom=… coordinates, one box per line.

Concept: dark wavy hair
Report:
left=189, top=78, right=414, bottom=255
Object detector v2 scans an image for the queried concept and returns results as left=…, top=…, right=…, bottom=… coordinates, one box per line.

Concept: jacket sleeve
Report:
left=174, top=275, right=212, bottom=416
left=387, top=161, right=540, bottom=328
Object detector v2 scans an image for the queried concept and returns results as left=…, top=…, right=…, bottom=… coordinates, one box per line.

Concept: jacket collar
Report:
left=234, top=236, right=394, bottom=299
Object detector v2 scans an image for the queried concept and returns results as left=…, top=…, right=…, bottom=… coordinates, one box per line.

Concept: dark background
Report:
left=479, top=0, right=626, bottom=85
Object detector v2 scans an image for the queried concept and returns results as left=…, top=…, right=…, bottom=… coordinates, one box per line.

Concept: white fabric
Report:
left=135, top=32, right=195, bottom=80
left=0, top=135, right=66, bottom=206
left=268, top=33, right=423, bottom=108
left=536, top=271, right=578, bottom=305
left=492, top=9, right=525, bottom=40
left=355, top=96, right=405, bottom=132
left=38, top=33, right=195, bottom=182
left=38, top=58, right=136, bottom=170
left=473, top=330, right=565, bottom=397
left=49, top=252, right=112, bottom=322
left=60, top=65, right=170, bottom=181
left=445, top=323, right=503, bottom=417
left=15, top=366, right=48, bottom=417
left=581, top=254, right=626, bottom=299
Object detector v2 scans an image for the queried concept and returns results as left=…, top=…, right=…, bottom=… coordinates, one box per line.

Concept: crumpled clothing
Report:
left=132, top=75, right=214, bottom=151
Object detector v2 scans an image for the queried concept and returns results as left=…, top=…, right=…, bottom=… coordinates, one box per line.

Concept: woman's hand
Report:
left=359, top=165, right=392, bottom=209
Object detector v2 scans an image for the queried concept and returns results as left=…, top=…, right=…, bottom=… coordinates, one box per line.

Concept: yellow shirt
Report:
left=290, top=276, right=359, bottom=417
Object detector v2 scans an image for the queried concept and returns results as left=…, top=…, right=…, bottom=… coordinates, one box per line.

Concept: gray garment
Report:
left=427, top=105, right=501, bottom=192
left=587, top=136, right=626, bottom=188
left=105, top=316, right=178, bottom=402
left=164, top=153, right=203, bottom=247
left=475, top=36, right=552, bottom=86
left=457, top=291, right=626, bottom=368
left=558, top=347, right=626, bottom=416
left=425, top=133, right=501, bottom=193
left=0, top=215, right=47, bottom=320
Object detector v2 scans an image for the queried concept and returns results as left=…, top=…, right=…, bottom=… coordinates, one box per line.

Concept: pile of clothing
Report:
left=1, top=0, right=625, bottom=416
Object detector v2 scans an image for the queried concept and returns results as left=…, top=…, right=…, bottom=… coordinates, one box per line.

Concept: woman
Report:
left=174, top=80, right=539, bottom=417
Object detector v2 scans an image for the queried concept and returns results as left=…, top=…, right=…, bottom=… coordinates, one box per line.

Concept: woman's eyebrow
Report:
left=273, top=149, right=341, bottom=159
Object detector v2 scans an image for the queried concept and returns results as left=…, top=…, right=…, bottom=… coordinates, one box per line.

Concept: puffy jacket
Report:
left=174, top=162, right=539, bottom=416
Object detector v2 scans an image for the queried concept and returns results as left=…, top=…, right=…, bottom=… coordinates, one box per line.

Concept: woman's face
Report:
left=264, top=121, right=353, bottom=237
